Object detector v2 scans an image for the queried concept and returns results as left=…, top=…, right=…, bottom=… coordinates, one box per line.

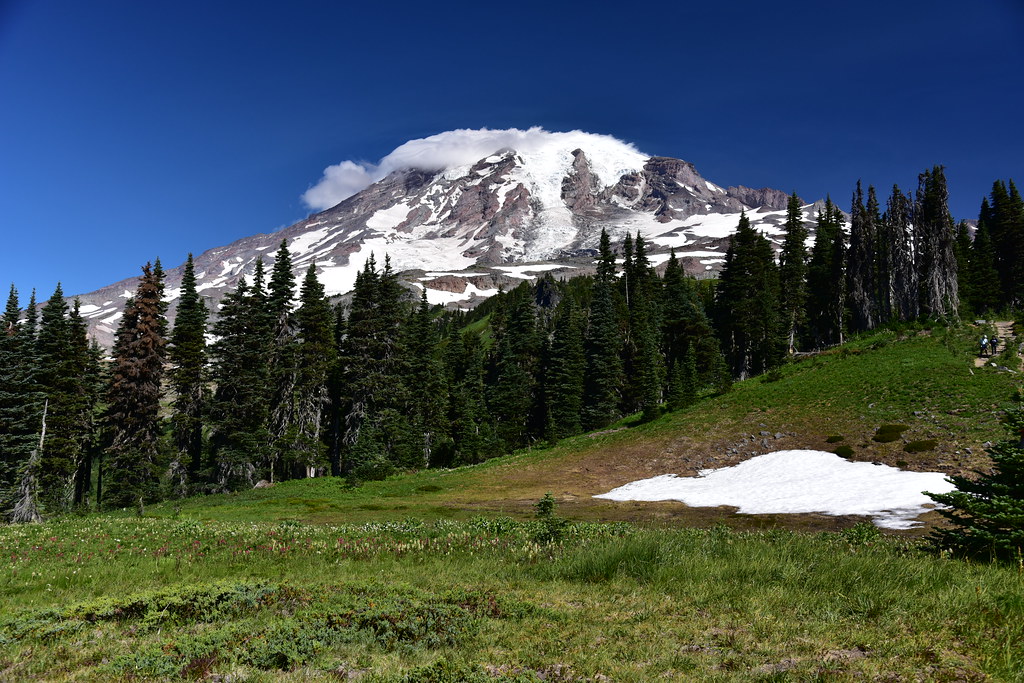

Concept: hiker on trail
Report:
left=991, top=335, right=999, bottom=356
left=981, top=335, right=989, bottom=357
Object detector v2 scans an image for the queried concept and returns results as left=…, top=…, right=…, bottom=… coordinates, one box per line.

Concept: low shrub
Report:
left=833, top=445, right=854, bottom=458
left=904, top=439, right=938, bottom=453
left=873, top=424, right=909, bottom=442
left=826, top=435, right=845, bottom=443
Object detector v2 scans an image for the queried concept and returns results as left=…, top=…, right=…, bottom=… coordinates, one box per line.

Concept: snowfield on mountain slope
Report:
left=594, top=450, right=956, bottom=529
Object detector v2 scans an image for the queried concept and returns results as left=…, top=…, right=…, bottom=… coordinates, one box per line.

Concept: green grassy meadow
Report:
left=2, top=325, right=1023, bottom=681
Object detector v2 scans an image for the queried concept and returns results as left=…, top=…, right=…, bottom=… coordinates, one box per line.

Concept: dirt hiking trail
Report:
left=974, top=320, right=1018, bottom=368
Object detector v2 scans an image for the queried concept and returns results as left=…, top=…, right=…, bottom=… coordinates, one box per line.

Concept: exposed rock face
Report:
left=71, top=140, right=831, bottom=347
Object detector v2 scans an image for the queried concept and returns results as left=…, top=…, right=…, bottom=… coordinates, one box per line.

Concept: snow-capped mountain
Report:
left=72, top=128, right=825, bottom=346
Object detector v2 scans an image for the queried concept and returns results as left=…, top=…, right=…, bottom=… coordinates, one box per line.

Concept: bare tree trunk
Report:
left=10, top=400, right=47, bottom=524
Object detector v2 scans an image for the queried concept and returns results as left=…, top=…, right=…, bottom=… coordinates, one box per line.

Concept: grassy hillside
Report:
left=2, top=324, right=1022, bottom=681
left=147, top=325, right=1020, bottom=531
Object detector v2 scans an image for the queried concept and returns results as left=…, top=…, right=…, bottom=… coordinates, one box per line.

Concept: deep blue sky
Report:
left=2, top=0, right=1022, bottom=297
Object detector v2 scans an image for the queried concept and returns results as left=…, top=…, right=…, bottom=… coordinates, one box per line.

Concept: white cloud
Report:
left=300, top=160, right=377, bottom=212
left=301, top=127, right=646, bottom=211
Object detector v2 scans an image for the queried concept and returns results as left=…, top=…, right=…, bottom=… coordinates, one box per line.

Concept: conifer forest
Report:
left=2, top=168, right=1023, bottom=518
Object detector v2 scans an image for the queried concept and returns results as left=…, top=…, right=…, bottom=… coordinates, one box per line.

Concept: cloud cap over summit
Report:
left=301, top=127, right=648, bottom=211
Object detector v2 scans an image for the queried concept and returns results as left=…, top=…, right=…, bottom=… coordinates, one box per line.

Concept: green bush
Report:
left=873, top=424, right=909, bottom=443
left=928, top=402, right=1024, bottom=561
left=903, top=439, right=938, bottom=453
left=532, top=493, right=568, bottom=545
left=826, top=435, right=845, bottom=443
left=833, top=445, right=854, bottom=458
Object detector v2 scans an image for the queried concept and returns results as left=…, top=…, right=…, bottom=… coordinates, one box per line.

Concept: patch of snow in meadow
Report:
left=594, top=450, right=955, bottom=529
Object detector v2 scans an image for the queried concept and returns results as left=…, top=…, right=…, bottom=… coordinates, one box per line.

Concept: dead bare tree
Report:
left=9, top=400, right=47, bottom=524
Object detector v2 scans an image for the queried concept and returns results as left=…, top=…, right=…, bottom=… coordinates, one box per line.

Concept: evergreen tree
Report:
left=952, top=221, right=973, bottom=316
left=267, top=264, right=337, bottom=478
left=621, top=234, right=663, bottom=419
left=581, top=229, right=623, bottom=430
left=326, top=303, right=347, bottom=476
left=883, top=185, right=918, bottom=322
left=666, top=343, right=698, bottom=411
left=927, top=400, right=1024, bottom=561
left=969, top=221, right=1001, bottom=314
left=208, top=261, right=273, bottom=490
left=443, top=331, right=493, bottom=466
left=68, top=300, right=103, bottom=508
left=35, top=284, right=88, bottom=511
left=168, top=254, right=208, bottom=493
left=266, top=241, right=298, bottom=480
left=914, top=166, right=959, bottom=320
left=778, top=192, right=808, bottom=352
left=620, top=233, right=635, bottom=307
left=544, top=297, right=585, bottom=440
left=340, top=255, right=413, bottom=477
left=806, top=198, right=847, bottom=347
left=0, top=286, right=42, bottom=510
left=104, top=264, right=167, bottom=512
left=488, top=288, right=541, bottom=450
left=715, top=213, right=784, bottom=379
left=982, top=181, right=1024, bottom=308
left=404, top=289, right=448, bottom=467
left=846, top=182, right=877, bottom=332
left=660, top=250, right=719, bottom=390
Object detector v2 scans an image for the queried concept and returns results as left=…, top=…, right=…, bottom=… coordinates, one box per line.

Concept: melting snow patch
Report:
left=492, top=264, right=576, bottom=279
left=594, top=450, right=955, bottom=529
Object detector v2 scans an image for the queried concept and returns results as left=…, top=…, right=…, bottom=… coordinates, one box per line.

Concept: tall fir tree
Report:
left=168, top=254, right=208, bottom=492
left=884, top=185, right=918, bottom=322
left=0, top=286, right=43, bottom=511
left=208, top=260, right=273, bottom=490
left=340, top=255, right=413, bottom=478
left=660, top=250, right=721, bottom=391
left=778, top=192, right=808, bottom=352
left=981, top=181, right=1024, bottom=308
left=488, top=287, right=541, bottom=450
left=666, top=342, right=698, bottom=411
left=103, top=264, right=167, bottom=512
left=806, top=198, right=847, bottom=347
left=968, top=220, right=1001, bottom=314
left=544, top=297, right=585, bottom=440
left=68, top=300, right=104, bottom=508
left=715, top=213, right=784, bottom=380
left=914, top=166, right=959, bottom=320
left=581, top=229, right=623, bottom=430
left=404, top=289, right=448, bottom=467
left=284, top=265, right=336, bottom=477
left=35, top=284, right=90, bottom=511
left=620, top=234, right=663, bottom=419
left=846, top=181, right=877, bottom=332
left=443, top=330, right=493, bottom=466
left=952, top=220, right=974, bottom=316
left=266, top=241, right=299, bottom=479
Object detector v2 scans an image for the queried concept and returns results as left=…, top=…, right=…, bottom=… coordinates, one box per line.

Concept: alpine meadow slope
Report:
left=2, top=326, right=1023, bottom=681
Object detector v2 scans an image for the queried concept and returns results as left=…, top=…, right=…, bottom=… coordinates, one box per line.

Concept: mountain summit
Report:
left=73, top=128, right=820, bottom=345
